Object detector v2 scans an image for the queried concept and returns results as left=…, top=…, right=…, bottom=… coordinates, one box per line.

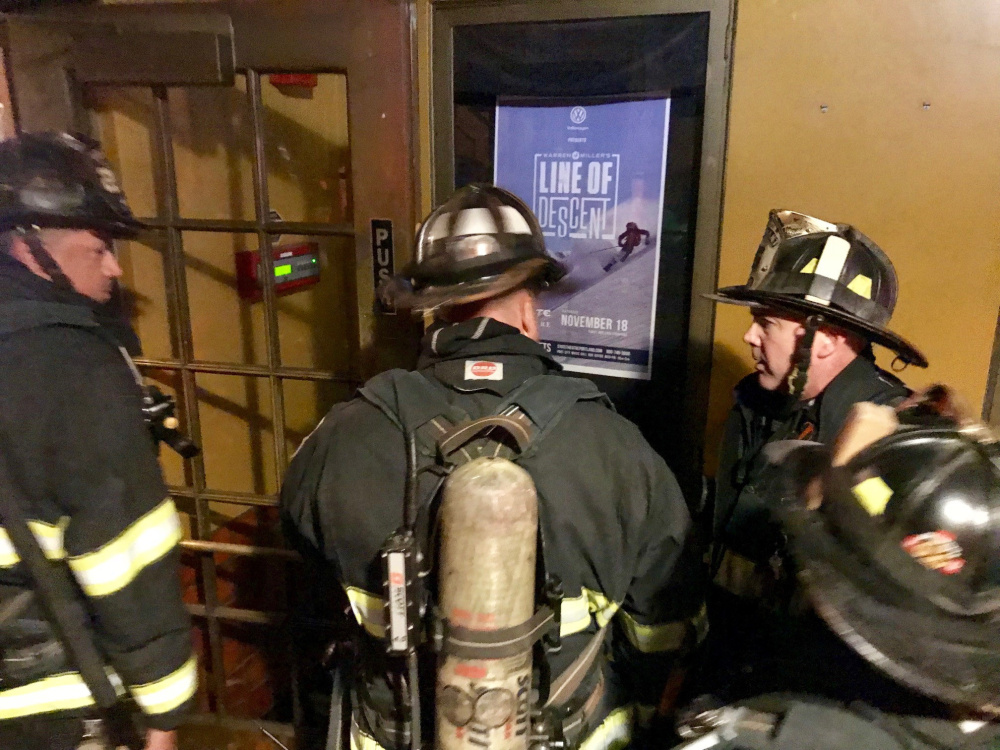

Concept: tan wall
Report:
left=705, top=0, right=1000, bottom=471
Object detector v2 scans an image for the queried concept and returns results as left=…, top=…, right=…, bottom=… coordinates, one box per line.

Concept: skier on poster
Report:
left=603, top=221, right=651, bottom=272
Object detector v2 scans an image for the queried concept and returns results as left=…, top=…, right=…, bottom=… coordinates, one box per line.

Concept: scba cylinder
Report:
left=436, top=457, right=538, bottom=750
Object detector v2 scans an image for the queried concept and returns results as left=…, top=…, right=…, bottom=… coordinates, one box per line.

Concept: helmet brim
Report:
left=381, top=258, right=551, bottom=312
left=107, top=218, right=145, bottom=240
left=0, top=214, right=145, bottom=240
left=706, top=286, right=928, bottom=368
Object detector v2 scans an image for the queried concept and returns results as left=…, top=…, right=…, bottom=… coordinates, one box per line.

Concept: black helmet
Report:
left=380, top=184, right=565, bottom=311
left=779, top=416, right=1000, bottom=715
left=707, top=209, right=926, bottom=367
left=0, top=132, right=142, bottom=239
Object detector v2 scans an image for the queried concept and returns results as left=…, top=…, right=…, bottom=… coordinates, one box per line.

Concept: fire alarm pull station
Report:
left=235, top=242, right=321, bottom=301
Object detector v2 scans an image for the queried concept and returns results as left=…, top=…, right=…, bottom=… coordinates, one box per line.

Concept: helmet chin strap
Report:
left=18, top=227, right=74, bottom=294
left=786, top=314, right=824, bottom=399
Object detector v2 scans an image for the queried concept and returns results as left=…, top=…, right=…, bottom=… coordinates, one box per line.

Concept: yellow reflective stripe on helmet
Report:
left=617, top=603, right=708, bottom=654
left=68, top=499, right=181, bottom=597
left=344, top=586, right=386, bottom=638
left=853, top=475, right=893, bottom=516
left=129, top=656, right=197, bottom=715
left=847, top=274, right=873, bottom=299
left=0, top=519, right=67, bottom=568
left=0, top=669, right=123, bottom=720
left=812, top=236, right=851, bottom=281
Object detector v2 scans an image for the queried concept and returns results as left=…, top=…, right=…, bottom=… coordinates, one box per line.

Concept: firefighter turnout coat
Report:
left=698, top=356, right=910, bottom=704
left=282, top=318, right=704, bottom=750
left=0, top=254, right=195, bottom=729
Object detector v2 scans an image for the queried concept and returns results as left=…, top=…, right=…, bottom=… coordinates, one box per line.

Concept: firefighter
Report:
left=281, top=184, right=704, bottom=750
left=0, top=133, right=195, bottom=750
left=692, top=209, right=928, bottom=704
left=603, top=222, right=650, bottom=273
left=674, top=396, right=999, bottom=749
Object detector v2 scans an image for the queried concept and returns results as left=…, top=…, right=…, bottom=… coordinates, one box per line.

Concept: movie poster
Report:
left=494, top=97, right=671, bottom=379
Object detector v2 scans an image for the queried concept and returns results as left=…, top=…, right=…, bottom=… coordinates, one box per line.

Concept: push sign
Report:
left=372, top=219, right=395, bottom=314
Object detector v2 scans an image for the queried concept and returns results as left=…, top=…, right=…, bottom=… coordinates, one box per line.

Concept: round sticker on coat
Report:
left=901, top=530, right=966, bottom=575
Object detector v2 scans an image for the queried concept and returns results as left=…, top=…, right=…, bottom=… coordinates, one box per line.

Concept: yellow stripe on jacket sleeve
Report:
left=0, top=669, right=123, bottom=720
left=585, top=588, right=620, bottom=628
left=344, top=586, right=387, bottom=638
left=560, top=594, right=591, bottom=637
left=618, top=603, right=708, bottom=653
left=129, top=657, right=198, bottom=715
left=578, top=705, right=634, bottom=750
left=559, top=589, right=622, bottom=637
left=68, top=499, right=182, bottom=597
left=0, top=672, right=95, bottom=719
left=0, top=519, right=67, bottom=567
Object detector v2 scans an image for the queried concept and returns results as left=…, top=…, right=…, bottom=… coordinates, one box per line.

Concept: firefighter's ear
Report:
left=810, top=328, right=838, bottom=360
left=7, top=234, right=48, bottom=281
left=812, top=328, right=851, bottom=359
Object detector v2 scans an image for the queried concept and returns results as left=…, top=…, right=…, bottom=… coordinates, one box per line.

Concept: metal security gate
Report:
left=3, top=2, right=419, bottom=742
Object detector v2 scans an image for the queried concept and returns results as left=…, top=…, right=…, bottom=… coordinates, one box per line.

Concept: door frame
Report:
left=983, top=309, right=1000, bottom=425
left=2, top=1, right=420, bottom=737
left=430, top=0, right=736, bottom=483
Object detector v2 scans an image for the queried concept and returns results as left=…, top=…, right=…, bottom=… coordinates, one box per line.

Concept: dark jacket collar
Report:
left=812, top=355, right=905, bottom=438
left=418, top=318, right=559, bottom=366
left=417, top=318, right=560, bottom=396
left=734, top=355, right=905, bottom=437
left=0, top=251, right=93, bottom=309
left=0, top=253, right=146, bottom=351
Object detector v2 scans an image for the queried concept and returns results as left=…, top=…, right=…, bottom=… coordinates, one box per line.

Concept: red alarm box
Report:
left=235, top=242, right=321, bottom=302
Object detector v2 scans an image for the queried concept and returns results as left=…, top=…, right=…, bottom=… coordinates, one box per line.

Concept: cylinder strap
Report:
left=443, top=605, right=555, bottom=659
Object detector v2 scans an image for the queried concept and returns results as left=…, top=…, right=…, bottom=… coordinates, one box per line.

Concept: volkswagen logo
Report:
left=570, top=106, right=587, bottom=124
